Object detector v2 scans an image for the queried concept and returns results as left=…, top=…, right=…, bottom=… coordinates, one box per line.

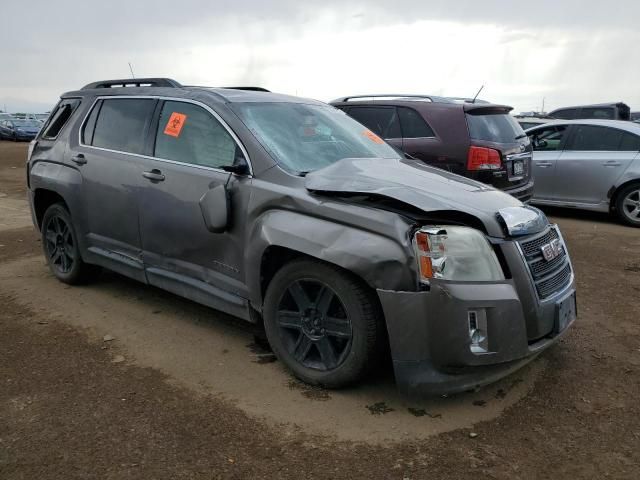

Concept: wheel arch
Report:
left=610, top=178, right=640, bottom=210
left=247, top=210, right=416, bottom=311
left=33, top=188, right=69, bottom=229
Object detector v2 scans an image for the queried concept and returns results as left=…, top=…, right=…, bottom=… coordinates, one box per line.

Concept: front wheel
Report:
left=41, top=203, right=99, bottom=284
left=263, top=259, right=384, bottom=388
left=615, top=184, right=640, bottom=227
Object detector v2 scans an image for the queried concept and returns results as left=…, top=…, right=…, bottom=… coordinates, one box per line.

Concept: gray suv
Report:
left=27, top=78, right=577, bottom=395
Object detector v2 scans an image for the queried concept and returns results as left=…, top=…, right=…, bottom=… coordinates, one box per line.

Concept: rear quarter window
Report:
left=466, top=113, right=523, bottom=143
left=41, top=98, right=81, bottom=139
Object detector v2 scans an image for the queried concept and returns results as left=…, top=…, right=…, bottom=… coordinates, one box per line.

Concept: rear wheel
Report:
left=263, top=259, right=384, bottom=388
left=615, top=184, right=640, bottom=227
left=41, top=203, right=99, bottom=284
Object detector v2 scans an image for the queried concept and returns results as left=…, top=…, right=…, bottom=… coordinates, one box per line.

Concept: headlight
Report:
left=413, top=226, right=504, bottom=283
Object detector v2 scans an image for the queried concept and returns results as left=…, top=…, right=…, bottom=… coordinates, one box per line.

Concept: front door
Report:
left=136, top=99, right=252, bottom=318
left=554, top=124, right=638, bottom=204
left=529, top=124, right=569, bottom=200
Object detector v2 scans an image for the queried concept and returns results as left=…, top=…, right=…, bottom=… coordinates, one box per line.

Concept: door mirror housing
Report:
left=199, top=183, right=229, bottom=233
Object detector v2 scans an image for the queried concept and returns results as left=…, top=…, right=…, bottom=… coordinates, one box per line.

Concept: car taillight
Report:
left=467, top=146, right=502, bottom=171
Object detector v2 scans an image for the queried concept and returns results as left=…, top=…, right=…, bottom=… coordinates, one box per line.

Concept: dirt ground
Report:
left=1, top=140, right=639, bottom=479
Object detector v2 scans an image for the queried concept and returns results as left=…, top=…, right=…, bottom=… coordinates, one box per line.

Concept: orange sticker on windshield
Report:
left=363, top=129, right=384, bottom=144
left=164, top=112, right=187, bottom=137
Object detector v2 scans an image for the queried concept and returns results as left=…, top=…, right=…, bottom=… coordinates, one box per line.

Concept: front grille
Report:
left=519, top=227, right=572, bottom=299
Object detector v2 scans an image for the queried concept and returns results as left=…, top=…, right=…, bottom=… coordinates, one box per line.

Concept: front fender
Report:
left=246, top=209, right=416, bottom=307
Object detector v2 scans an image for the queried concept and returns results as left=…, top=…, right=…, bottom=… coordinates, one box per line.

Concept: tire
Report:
left=263, top=259, right=384, bottom=388
left=41, top=203, right=99, bottom=284
left=614, top=183, right=640, bottom=227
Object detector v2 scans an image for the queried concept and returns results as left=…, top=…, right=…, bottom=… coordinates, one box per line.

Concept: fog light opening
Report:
left=468, top=310, right=489, bottom=354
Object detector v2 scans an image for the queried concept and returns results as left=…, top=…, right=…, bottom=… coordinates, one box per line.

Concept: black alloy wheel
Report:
left=263, top=259, right=383, bottom=388
left=276, top=279, right=353, bottom=371
left=43, top=213, right=75, bottom=274
left=41, top=203, right=99, bottom=284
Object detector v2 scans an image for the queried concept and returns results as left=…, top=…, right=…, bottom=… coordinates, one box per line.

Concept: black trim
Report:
left=82, top=78, right=182, bottom=90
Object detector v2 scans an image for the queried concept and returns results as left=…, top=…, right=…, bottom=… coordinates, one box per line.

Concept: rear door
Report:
left=344, top=106, right=403, bottom=151
left=135, top=99, right=253, bottom=317
left=396, top=106, right=440, bottom=162
left=529, top=124, right=569, bottom=200
left=554, top=124, right=639, bottom=204
left=72, top=97, right=157, bottom=281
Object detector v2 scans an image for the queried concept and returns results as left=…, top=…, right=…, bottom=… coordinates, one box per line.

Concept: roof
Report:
left=330, top=94, right=453, bottom=104
left=525, top=119, right=640, bottom=133
left=549, top=101, right=629, bottom=112
left=64, top=77, right=324, bottom=105
left=329, top=94, right=512, bottom=113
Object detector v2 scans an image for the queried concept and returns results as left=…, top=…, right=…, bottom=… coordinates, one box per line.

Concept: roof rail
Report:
left=332, top=94, right=450, bottom=103
left=81, top=78, right=182, bottom=90
left=222, top=86, right=270, bottom=92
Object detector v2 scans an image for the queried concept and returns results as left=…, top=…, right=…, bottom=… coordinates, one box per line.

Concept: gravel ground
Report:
left=1, top=140, right=639, bottom=479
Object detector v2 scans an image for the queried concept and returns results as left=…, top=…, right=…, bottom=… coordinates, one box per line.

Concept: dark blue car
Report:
left=0, top=119, right=41, bottom=141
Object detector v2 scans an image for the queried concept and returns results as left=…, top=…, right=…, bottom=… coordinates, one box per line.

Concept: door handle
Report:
left=536, top=161, right=553, bottom=168
left=71, top=154, right=87, bottom=165
left=142, top=169, right=165, bottom=182
left=602, top=161, right=621, bottom=167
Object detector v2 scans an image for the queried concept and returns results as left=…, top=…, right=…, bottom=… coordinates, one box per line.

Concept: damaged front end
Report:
left=305, top=158, right=576, bottom=396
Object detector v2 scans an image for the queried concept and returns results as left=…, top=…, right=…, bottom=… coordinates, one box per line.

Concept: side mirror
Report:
left=199, top=184, right=229, bottom=233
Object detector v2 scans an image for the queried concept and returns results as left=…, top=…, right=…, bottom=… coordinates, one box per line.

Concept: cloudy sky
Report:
left=2, top=0, right=639, bottom=113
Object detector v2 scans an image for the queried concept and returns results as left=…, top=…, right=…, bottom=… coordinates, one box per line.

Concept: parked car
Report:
left=0, top=119, right=41, bottom=141
left=548, top=102, right=630, bottom=121
left=28, top=78, right=576, bottom=395
left=330, top=94, right=534, bottom=202
left=526, top=119, right=640, bottom=226
left=514, top=116, right=552, bottom=131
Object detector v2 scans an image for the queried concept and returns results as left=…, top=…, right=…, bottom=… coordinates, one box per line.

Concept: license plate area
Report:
left=513, top=160, right=524, bottom=176
left=555, top=292, right=577, bottom=334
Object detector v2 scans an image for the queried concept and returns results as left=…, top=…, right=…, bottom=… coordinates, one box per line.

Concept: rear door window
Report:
left=154, top=100, right=237, bottom=169
left=91, top=98, right=156, bottom=155
left=551, top=108, right=580, bottom=120
left=42, top=98, right=81, bottom=139
left=466, top=113, right=523, bottom=143
left=566, top=125, right=624, bottom=151
left=398, top=107, right=435, bottom=138
left=530, top=126, right=568, bottom=151
left=347, top=107, right=401, bottom=139
left=580, top=107, right=614, bottom=120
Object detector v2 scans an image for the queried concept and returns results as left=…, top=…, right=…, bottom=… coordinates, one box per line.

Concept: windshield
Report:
left=232, top=103, right=401, bottom=174
left=13, top=120, right=41, bottom=127
left=466, top=113, right=524, bottom=143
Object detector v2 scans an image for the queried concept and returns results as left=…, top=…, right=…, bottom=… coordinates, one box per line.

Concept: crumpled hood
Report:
left=305, top=158, right=526, bottom=237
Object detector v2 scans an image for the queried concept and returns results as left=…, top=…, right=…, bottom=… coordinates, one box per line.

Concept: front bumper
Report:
left=378, top=264, right=576, bottom=396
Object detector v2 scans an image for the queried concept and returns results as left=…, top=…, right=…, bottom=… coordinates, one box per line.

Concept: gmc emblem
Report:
left=541, top=239, right=563, bottom=262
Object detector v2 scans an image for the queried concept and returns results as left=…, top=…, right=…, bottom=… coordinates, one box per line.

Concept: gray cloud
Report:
left=2, top=1, right=639, bottom=112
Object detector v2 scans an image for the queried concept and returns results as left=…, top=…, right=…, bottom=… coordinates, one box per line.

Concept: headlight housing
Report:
left=413, top=226, right=504, bottom=284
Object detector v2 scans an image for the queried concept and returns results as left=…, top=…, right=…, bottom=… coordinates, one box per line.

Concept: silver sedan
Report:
left=527, top=119, right=640, bottom=227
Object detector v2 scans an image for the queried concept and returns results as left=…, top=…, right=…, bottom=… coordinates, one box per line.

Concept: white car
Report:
left=526, top=119, right=640, bottom=226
